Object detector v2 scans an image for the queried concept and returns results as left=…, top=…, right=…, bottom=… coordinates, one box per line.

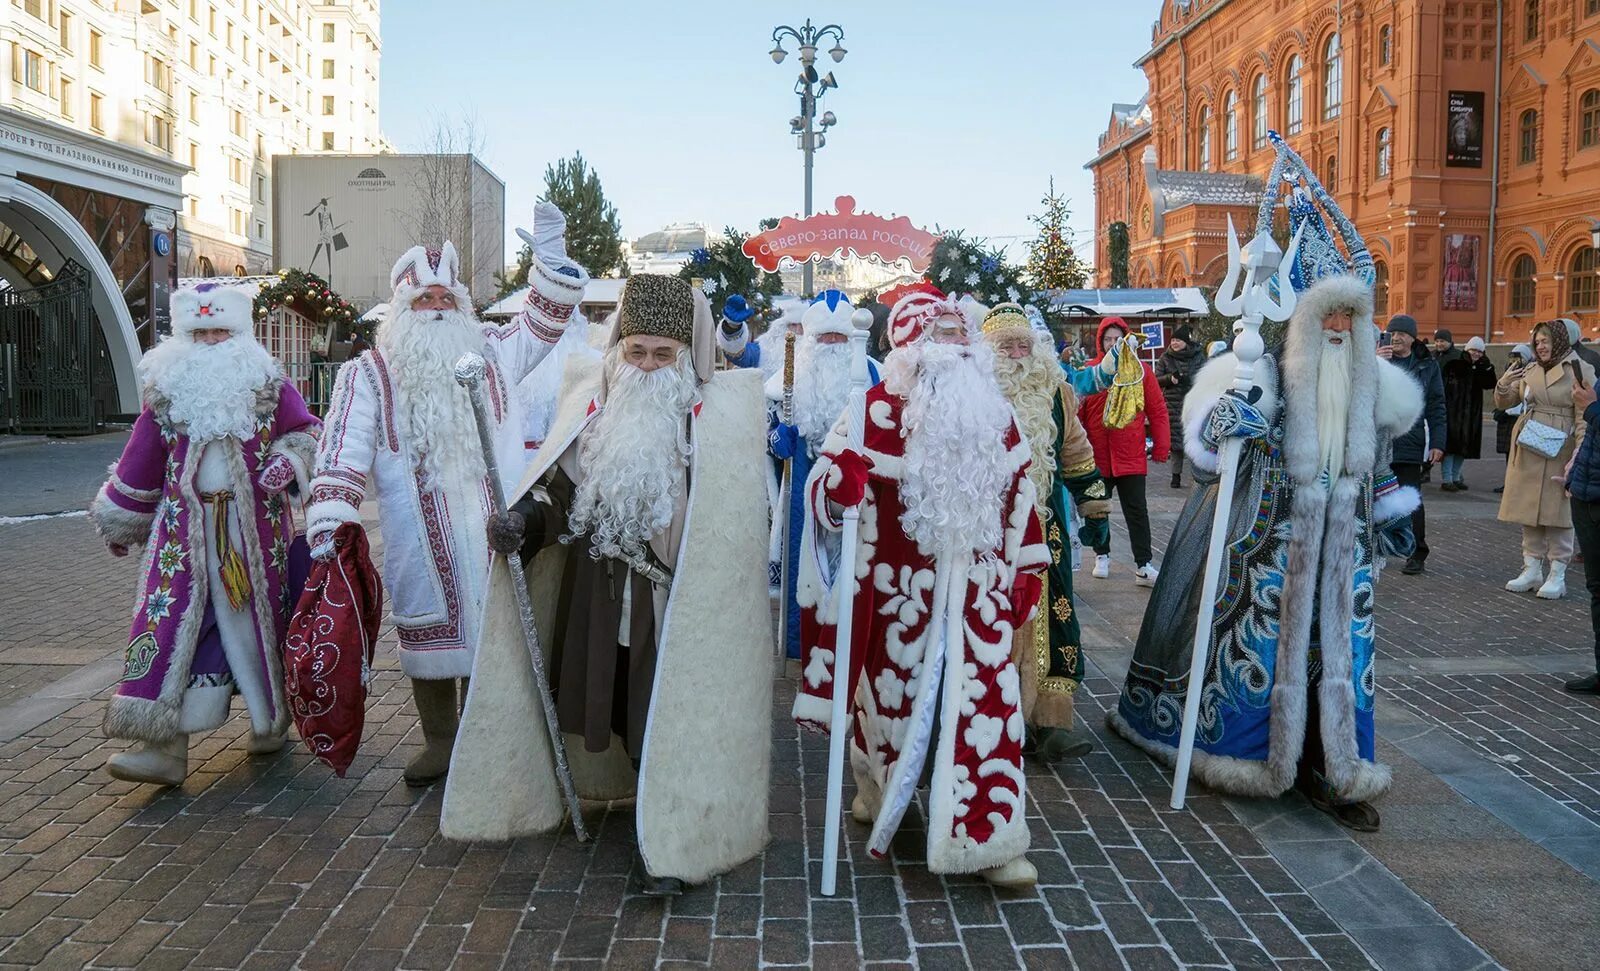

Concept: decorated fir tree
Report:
left=926, top=231, right=1027, bottom=307
left=1025, top=179, right=1090, bottom=292
left=677, top=225, right=784, bottom=316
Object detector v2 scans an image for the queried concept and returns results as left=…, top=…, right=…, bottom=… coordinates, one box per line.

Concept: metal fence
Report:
left=281, top=362, right=343, bottom=417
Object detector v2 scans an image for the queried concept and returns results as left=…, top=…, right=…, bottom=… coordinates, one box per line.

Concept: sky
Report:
left=379, top=2, right=1156, bottom=268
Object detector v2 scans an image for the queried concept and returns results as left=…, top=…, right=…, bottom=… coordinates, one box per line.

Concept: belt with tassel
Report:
left=200, top=490, right=253, bottom=611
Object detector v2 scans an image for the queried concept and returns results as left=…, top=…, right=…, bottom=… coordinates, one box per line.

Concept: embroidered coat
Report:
left=793, top=384, right=1048, bottom=874
left=89, top=379, right=319, bottom=743
left=308, top=317, right=559, bottom=679
left=1108, top=275, right=1424, bottom=804
left=1013, top=386, right=1109, bottom=732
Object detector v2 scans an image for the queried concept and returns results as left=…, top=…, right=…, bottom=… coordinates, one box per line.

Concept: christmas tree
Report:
left=677, top=224, right=785, bottom=316
left=925, top=231, right=1027, bottom=307
left=495, top=152, right=625, bottom=300
left=1025, top=179, right=1090, bottom=292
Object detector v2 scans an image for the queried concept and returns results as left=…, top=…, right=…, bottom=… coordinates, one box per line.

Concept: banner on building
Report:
left=1446, top=91, right=1485, bottom=168
left=741, top=196, right=941, bottom=273
left=1442, top=233, right=1481, bottom=312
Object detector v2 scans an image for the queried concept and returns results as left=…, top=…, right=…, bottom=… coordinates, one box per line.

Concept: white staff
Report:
left=454, top=353, right=590, bottom=842
left=820, top=308, right=874, bottom=896
left=1170, top=217, right=1301, bottom=810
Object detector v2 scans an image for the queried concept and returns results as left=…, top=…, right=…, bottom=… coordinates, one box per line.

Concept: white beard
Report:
left=792, top=339, right=851, bottom=449
left=900, top=341, right=1014, bottom=557
left=1317, top=331, right=1354, bottom=475
left=567, top=346, right=697, bottom=562
left=994, top=340, right=1068, bottom=511
left=138, top=333, right=279, bottom=443
left=379, top=306, right=488, bottom=490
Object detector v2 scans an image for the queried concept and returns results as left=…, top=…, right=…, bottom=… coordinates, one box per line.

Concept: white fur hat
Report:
left=802, top=290, right=854, bottom=339
left=390, top=240, right=473, bottom=310
left=172, top=285, right=254, bottom=338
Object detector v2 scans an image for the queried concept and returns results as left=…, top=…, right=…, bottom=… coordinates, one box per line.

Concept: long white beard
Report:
left=994, top=341, right=1068, bottom=510
left=792, top=339, right=851, bottom=449
left=138, top=334, right=279, bottom=443
left=900, top=341, right=1014, bottom=557
left=567, top=347, right=697, bottom=561
left=1317, top=332, right=1354, bottom=475
left=380, top=307, right=488, bottom=490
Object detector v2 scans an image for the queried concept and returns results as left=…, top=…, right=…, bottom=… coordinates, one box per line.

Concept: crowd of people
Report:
left=82, top=142, right=1600, bottom=903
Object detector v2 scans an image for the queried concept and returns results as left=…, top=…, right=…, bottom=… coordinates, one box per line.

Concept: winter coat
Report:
left=1080, top=317, right=1171, bottom=477
left=1495, top=352, right=1597, bottom=528
left=1566, top=400, right=1600, bottom=504
left=1441, top=352, right=1498, bottom=458
left=1153, top=344, right=1205, bottom=446
left=1388, top=346, right=1447, bottom=464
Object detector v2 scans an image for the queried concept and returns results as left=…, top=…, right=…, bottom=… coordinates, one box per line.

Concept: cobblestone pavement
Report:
left=0, top=439, right=1597, bottom=968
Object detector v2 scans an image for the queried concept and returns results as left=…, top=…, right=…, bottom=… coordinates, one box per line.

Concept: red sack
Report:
left=283, top=523, right=383, bottom=776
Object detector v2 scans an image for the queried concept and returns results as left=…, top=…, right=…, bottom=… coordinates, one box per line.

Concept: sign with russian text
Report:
left=1446, top=91, right=1484, bottom=168
left=742, top=196, right=941, bottom=273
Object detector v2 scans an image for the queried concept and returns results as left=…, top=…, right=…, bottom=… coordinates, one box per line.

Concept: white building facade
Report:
left=2, top=0, right=385, bottom=278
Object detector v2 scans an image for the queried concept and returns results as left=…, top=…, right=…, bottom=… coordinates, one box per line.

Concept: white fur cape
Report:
left=441, top=356, right=774, bottom=883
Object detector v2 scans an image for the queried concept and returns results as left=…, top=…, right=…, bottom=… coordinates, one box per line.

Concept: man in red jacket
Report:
left=1079, top=317, right=1170, bottom=585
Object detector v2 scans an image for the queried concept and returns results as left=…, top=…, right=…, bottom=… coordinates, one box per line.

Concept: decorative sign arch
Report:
left=742, top=196, right=941, bottom=274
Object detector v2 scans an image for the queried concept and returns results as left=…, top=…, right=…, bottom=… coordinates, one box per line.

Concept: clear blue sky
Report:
left=379, top=2, right=1155, bottom=267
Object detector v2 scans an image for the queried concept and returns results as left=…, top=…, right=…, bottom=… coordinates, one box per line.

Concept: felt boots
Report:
left=404, top=677, right=461, bottom=787
left=106, top=735, right=189, bottom=787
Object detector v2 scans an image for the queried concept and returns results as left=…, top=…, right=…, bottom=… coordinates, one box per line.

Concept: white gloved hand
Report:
left=527, top=200, right=569, bottom=263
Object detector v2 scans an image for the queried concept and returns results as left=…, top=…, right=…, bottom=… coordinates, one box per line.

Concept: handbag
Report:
left=1518, top=417, right=1568, bottom=459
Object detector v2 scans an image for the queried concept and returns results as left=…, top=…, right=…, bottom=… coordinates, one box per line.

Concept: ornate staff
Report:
left=777, top=329, right=799, bottom=657
left=820, top=308, right=874, bottom=896
left=1169, top=216, right=1301, bottom=811
left=454, top=353, right=590, bottom=842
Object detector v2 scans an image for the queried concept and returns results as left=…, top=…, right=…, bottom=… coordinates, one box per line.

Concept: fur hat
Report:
left=1386, top=314, right=1418, bottom=337
left=172, top=284, right=254, bottom=338
left=390, top=241, right=474, bottom=311
left=803, top=290, right=854, bottom=339
left=1172, top=324, right=1195, bottom=345
left=883, top=282, right=954, bottom=349
left=617, top=274, right=695, bottom=346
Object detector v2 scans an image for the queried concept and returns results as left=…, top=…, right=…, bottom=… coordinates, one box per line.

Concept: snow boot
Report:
left=1538, top=560, right=1568, bottom=600
left=1506, top=556, right=1544, bottom=593
left=106, top=735, right=189, bottom=787
left=979, top=856, right=1038, bottom=888
left=247, top=729, right=288, bottom=755
left=404, top=677, right=460, bottom=787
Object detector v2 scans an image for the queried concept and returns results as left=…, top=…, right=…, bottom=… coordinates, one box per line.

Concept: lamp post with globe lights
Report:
left=770, top=19, right=846, bottom=296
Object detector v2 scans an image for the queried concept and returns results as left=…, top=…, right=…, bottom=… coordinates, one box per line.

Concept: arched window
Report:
left=1582, top=89, right=1600, bottom=149
left=1375, top=127, right=1393, bottom=179
left=1198, top=106, right=1212, bottom=170
left=1525, top=1, right=1541, bottom=43
left=197, top=255, right=215, bottom=276
left=1379, top=25, right=1393, bottom=66
left=1520, top=109, right=1540, bottom=163
left=1570, top=247, right=1599, bottom=310
left=1285, top=56, right=1304, bottom=134
left=1374, top=261, right=1390, bottom=317
left=1252, top=75, right=1269, bottom=148
left=1323, top=34, right=1342, bottom=119
left=1325, top=154, right=1338, bottom=189
left=1224, top=90, right=1239, bottom=160
left=1510, top=253, right=1537, bottom=314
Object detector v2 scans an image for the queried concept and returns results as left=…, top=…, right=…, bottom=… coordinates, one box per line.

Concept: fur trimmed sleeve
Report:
left=307, top=360, right=377, bottom=541
left=1180, top=354, right=1282, bottom=474
left=1374, top=358, right=1426, bottom=440
left=88, top=408, right=166, bottom=547
left=718, top=321, right=752, bottom=359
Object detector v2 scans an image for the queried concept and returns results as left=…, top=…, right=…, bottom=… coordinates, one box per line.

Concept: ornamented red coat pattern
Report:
left=794, top=384, right=1048, bottom=873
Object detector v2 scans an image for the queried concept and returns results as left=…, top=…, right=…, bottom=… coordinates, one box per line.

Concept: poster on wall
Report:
left=1446, top=91, right=1484, bottom=168
left=1442, top=234, right=1481, bottom=312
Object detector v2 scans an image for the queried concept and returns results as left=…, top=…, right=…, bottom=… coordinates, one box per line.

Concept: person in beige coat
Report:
left=1495, top=320, right=1597, bottom=599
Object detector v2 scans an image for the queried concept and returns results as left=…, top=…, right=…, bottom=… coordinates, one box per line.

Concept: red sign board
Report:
left=742, top=196, right=941, bottom=274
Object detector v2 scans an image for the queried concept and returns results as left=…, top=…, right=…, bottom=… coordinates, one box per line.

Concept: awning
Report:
left=1041, top=287, right=1209, bottom=317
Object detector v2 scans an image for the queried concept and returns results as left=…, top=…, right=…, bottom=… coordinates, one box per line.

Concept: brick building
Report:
left=1087, top=0, right=1600, bottom=342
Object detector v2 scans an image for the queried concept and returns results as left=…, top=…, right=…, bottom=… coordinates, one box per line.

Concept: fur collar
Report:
left=145, top=375, right=283, bottom=431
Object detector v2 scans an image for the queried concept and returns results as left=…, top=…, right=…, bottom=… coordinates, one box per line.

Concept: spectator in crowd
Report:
left=1563, top=375, right=1600, bottom=694
left=1078, top=317, right=1169, bottom=586
left=1154, top=324, right=1205, bottom=489
left=1438, top=334, right=1498, bottom=491
left=1495, top=321, right=1597, bottom=599
left=1566, top=318, right=1600, bottom=373
left=1379, top=315, right=1447, bottom=575
left=1493, top=343, right=1532, bottom=494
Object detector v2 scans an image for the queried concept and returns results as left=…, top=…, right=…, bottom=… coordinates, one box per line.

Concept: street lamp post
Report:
left=771, top=19, right=846, bottom=297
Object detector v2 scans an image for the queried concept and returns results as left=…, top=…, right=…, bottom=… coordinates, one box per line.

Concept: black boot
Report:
left=635, top=851, right=685, bottom=896
left=1563, top=673, right=1600, bottom=695
left=1170, top=473, right=1182, bottom=489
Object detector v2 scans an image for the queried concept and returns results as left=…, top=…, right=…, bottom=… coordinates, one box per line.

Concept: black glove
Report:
left=487, top=511, right=526, bottom=555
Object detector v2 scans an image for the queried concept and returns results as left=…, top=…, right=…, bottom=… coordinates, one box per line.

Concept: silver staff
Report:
left=454, top=352, right=590, bottom=842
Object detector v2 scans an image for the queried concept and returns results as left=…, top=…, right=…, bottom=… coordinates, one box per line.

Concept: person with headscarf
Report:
left=447, top=274, right=773, bottom=897
left=1494, top=320, right=1597, bottom=599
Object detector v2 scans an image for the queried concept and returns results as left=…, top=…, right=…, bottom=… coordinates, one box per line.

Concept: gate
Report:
left=0, top=261, right=97, bottom=435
